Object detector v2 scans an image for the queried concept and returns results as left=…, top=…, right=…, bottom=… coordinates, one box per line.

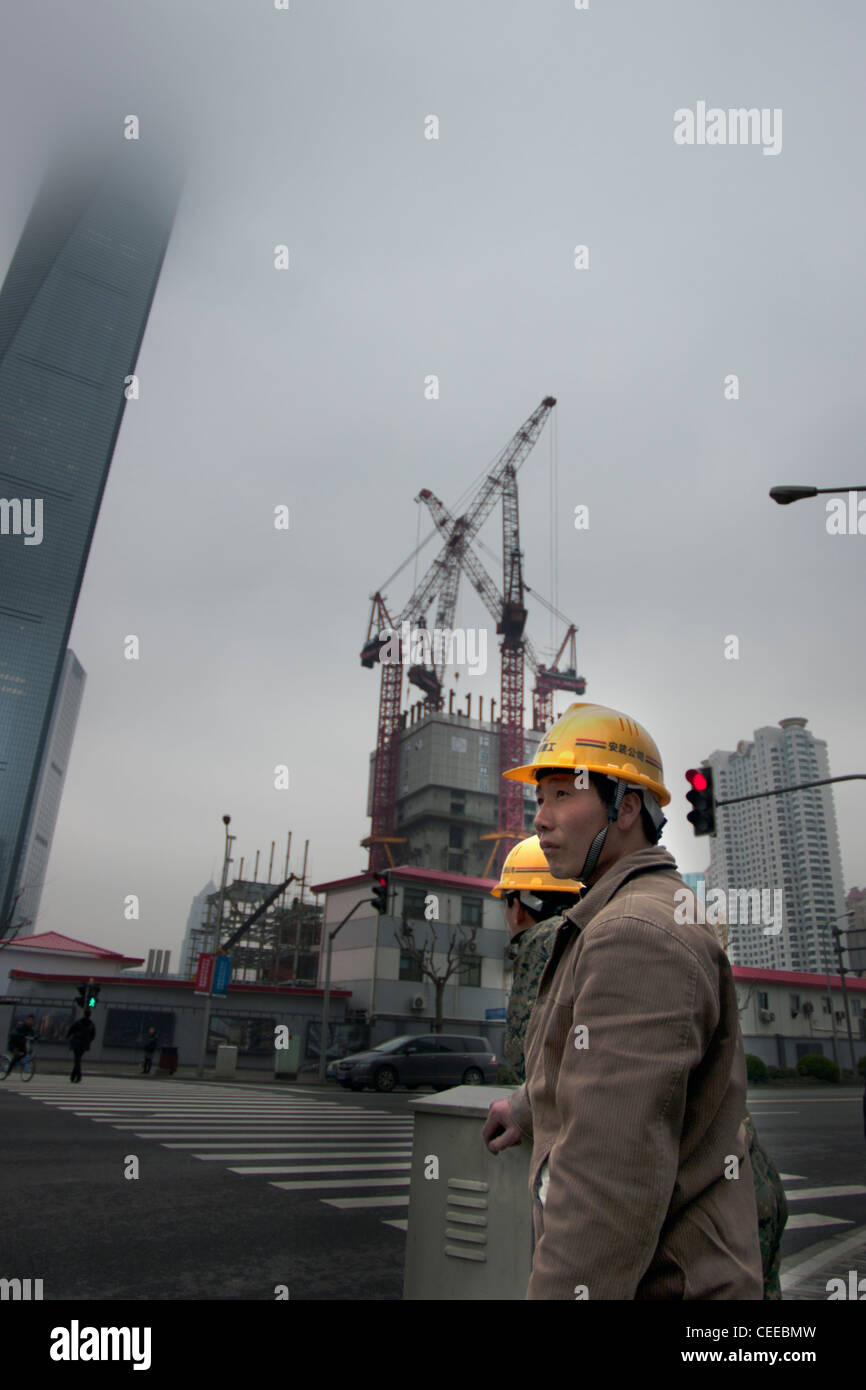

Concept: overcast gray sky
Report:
left=2, top=0, right=865, bottom=959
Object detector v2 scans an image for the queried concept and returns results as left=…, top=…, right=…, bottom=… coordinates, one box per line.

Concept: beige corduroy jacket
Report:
left=508, top=845, right=763, bottom=1301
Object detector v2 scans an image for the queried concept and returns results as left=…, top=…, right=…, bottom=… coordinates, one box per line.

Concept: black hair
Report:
left=506, top=889, right=579, bottom=923
left=586, top=771, right=660, bottom=845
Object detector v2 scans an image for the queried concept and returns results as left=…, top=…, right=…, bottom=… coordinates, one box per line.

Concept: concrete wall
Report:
left=0, top=978, right=350, bottom=1073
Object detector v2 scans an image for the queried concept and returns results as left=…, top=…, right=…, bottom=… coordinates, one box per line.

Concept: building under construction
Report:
left=361, top=396, right=586, bottom=876
left=368, top=701, right=543, bottom=879
left=182, top=837, right=323, bottom=987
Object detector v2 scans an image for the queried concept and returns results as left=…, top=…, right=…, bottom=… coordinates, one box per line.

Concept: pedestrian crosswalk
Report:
left=10, top=1079, right=414, bottom=1230
left=778, top=1173, right=866, bottom=1232
left=9, top=1079, right=863, bottom=1252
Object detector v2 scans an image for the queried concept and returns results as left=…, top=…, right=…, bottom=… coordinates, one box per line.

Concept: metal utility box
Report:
left=273, top=1031, right=302, bottom=1079
left=403, top=1085, right=533, bottom=1301
left=214, top=1044, right=238, bottom=1078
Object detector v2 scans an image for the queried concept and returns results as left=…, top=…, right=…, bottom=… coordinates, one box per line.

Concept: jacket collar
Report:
left=562, top=845, right=679, bottom=933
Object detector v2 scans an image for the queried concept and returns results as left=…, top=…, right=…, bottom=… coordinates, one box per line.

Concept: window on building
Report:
left=399, top=951, right=423, bottom=982
left=758, top=991, right=769, bottom=1010
left=403, top=887, right=427, bottom=921
left=457, top=957, right=481, bottom=987
left=789, top=993, right=800, bottom=1014
left=449, top=824, right=465, bottom=849
left=208, top=1015, right=276, bottom=1054
left=461, top=896, right=482, bottom=927
left=103, top=1009, right=176, bottom=1049
left=821, top=996, right=831, bottom=1014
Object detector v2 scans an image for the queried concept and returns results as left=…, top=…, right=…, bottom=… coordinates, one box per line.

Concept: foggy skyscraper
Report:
left=0, top=145, right=180, bottom=929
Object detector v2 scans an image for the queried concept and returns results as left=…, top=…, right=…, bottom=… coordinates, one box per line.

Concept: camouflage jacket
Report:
left=503, top=916, right=788, bottom=1298
left=503, top=914, right=564, bottom=1085
left=744, top=1112, right=789, bottom=1300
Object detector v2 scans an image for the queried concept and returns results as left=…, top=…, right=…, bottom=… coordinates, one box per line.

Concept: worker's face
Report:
left=534, top=774, right=608, bottom=881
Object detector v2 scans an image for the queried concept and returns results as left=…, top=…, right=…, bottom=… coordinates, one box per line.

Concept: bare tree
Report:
left=395, top=909, right=478, bottom=1033
left=736, top=983, right=755, bottom=1017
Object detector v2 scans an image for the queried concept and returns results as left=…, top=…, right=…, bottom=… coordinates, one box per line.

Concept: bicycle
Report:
left=0, top=1041, right=35, bottom=1082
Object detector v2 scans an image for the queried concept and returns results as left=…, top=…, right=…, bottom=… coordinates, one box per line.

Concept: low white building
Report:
left=0, top=931, right=143, bottom=994
left=734, top=964, right=866, bottom=1069
left=313, top=865, right=510, bottom=1052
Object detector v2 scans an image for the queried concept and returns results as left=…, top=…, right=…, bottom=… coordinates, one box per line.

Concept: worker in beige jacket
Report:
left=482, top=702, right=763, bottom=1301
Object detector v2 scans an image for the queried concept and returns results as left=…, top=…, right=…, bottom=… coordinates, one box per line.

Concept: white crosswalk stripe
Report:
left=6, top=1078, right=414, bottom=1231
left=780, top=1175, right=860, bottom=1239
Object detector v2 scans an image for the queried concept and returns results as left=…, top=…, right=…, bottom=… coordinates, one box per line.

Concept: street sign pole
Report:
left=316, top=898, right=372, bottom=1085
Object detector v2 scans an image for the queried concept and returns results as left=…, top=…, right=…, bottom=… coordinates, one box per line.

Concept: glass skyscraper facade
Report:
left=0, top=147, right=179, bottom=930
left=13, top=647, right=86, bottom=934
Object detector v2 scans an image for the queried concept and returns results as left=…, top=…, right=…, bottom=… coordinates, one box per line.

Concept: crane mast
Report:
left=360, top=396, right=582, bottom=875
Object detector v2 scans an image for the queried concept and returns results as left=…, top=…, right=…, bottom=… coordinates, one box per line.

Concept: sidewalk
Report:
left=22, top=1063, right=866, bottom=1099
left=24, top=1059, right=336, bottom=1091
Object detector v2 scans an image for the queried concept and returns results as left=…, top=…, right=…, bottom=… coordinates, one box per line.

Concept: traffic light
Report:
left=75, top=983, right=87, bottom=1009
left=370, top=872, right=390, bottom=915
left=86, top=983, right=100, bottom=1009
left=686, top=767, right=716, bottom=836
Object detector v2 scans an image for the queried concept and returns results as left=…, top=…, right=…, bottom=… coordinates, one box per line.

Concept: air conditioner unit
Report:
left=463, top=941, right=478, bottom=955
left=835, top=1010, right=845, bottom=1023
left=410, top=996, right=425, bottom=1012
left=759, top=1009, right=774, bottom=1024
left=790, top=1007, right=799, bottom=1018
left=802, top=1001, right=814, bottom=1016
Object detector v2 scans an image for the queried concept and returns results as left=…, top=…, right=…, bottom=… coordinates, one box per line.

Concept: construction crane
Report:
left=360, top=397, right=559, bottom=872
left=417, top=487, right=586, bottom=873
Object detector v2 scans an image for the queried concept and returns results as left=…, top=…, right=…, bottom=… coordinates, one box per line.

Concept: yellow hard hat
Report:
left=502, top=701, right=671, bottom=807
left=491, top=835, right=584, bottom=898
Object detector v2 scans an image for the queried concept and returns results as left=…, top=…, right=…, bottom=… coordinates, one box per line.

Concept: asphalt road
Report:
left=1, top=1074, right=863, bottom=1302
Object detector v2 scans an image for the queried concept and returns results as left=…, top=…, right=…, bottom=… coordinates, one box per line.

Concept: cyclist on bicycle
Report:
left=7, top=1014, right=36, bottom=1067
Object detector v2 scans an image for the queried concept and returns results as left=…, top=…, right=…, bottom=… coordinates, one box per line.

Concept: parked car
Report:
left=332, top=1034, right=498, bottom=1093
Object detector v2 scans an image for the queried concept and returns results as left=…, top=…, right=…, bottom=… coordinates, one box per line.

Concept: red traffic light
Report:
left=685, top=766, right=716, bottom=836
left=370, top=872, right=390, bottom=914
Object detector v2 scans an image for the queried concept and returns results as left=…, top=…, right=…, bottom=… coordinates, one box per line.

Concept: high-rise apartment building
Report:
left=11, top=648, right=85, bottom=934
left=0, top=146, right=179, bottom=928
left=844, top=887, right=866, bottom=973
left=706, top=717, right=846, bottom=972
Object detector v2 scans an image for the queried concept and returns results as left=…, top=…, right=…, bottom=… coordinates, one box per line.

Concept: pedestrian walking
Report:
left=67, top=1014, right=95, bottom=1083
left=141, top=1027, right=158, bottom=1075
left=482, top=701, right=763, bottom=1300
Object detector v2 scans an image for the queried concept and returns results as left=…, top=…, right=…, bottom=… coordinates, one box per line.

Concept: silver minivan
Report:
left=333, top=1033, right=498, bottom=1093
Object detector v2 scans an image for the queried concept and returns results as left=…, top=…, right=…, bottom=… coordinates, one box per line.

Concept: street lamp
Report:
left=770, top=484, right=866, bottom=505
left=817, top=910, right=857, bottom=1075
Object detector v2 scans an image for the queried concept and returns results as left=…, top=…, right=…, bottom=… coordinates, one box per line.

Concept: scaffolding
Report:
left=183, top=836, right=323, bottom=986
